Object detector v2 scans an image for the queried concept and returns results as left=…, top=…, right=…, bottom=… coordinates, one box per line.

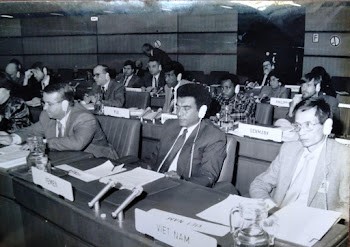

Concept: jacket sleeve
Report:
left=249, top=144, right=285, bottom=201
left=188, top=130, right=227, bottom=187
left=47, top=113, right=96, bottom=151
left=15, top=112, right=47, bottom=142
left=103, top=84, right=125, bottom=107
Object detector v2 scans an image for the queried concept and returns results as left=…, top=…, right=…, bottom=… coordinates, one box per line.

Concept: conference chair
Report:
left=255, top=103, right=274, bottom=125
left=213, top=135, right=239, bottom=194
left=96, top=116, right=141, bottom=158
left=125, top=91, right=150, bottom=109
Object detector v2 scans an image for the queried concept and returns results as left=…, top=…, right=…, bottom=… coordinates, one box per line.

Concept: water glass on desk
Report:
left=26, top=136, right=46, bottom=173
left=94, top=93, right=104, bottom=115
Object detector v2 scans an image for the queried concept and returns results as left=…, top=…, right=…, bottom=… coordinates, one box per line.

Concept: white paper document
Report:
left=99, top=167, right=164, bottom=189
left=272, top=204, right=341, bottom=247
left=0, top=145, right=29, bottom=169
left=148, top=209, right=230, bottom=237
left=196, top=195, right=270, bottom=226
left=56, top=161, right=125, bottom=182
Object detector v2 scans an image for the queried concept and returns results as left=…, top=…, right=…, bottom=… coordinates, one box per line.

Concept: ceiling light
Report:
left=50, top=13, right=64, bottom=16
left=220, top=5, right=233, bottom=9
left=1, top=14, right=14, bottom=19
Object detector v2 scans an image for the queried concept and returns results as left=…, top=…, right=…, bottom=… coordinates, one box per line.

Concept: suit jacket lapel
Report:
left=308, top=139, right=330, bottom=205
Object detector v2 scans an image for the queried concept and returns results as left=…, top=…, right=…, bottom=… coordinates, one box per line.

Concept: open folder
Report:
left=0, top=145, right=29, bottom=170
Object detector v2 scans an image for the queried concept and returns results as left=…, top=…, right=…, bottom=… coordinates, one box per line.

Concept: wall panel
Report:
left=23, top=55, right=97, bottom=70
left=179, top=13, right=238, bottom=32
left=0, top=38, right=22, bottom=55
left=304, top=33, right=350, bottom=56
left=303, top=56, right=350, bottom=77
left=97, top=13, right=177, bottom=34
left=0, top=19, right=21, bottom=37
left=98, top=34, right=177, bottom=53
left=305, top=6, right=350, bottom=31
left=178, top=54, right=237, bottom=74
left=21, top=16, right=96, bottom=36
left=178, top=33, right=237, bottom=53
left=22, top=36, right=96, bottom=54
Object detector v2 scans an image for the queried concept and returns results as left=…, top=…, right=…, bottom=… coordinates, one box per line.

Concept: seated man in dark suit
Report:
left=250, top=98, right=349, bottom=220
left=85, top=64, right=125, bottom=107
left=144, top=84, right=227, bottom=187
left=115, top=60, right=141, bottom=88
left=0, top=83, right=119, bottom=160
left=140, top=58, right=166, bottom=93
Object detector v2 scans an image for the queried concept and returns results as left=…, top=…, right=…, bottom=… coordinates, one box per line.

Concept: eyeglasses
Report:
left=292, top=121, right=320, bottom=132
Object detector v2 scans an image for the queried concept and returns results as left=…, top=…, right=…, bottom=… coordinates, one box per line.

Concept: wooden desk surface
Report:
left=8, top=158, right=349, bottom=247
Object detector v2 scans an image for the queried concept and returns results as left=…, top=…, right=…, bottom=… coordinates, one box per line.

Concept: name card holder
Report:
left=32, top=167, right=74, bottom=201
left=338, top=103, right=350, bottom=109
left=238, top=123, right=283, bottom=142
left=103, top=106, right=130, bottom=118
left=285, top=85, right=301, bottom=93
left=270, top=97, right=292, bottom=107
left=161, top=113, right=178, bottom=124
left=135, top=209, right=217, bottom=247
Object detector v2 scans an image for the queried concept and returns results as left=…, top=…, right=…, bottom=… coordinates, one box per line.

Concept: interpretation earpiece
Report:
left=61, top=100, right=69, bottom=112
left=323, top=118, right=333, bottom=136
left=234, top=85, right=240, bottom=94
left=198, top=105, right=207, bottom=119
left=43, top=67, right=48, bottom=75
left=177, top=73, right=182, bottom=82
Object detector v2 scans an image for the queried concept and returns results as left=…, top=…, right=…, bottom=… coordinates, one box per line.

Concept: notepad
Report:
left=0, top=145, right=29, bottom=170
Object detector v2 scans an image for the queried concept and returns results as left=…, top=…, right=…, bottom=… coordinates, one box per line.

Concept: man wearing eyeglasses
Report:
left=250, top=98, right=349, bottom=220
left=0, top=83, right=119, bottom=160
left=85, top=65, right=125, bottom=107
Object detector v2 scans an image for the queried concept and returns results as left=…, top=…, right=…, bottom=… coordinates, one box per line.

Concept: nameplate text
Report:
left=103, top=106, right=130, bottom=118
left=238, top=123, right=282, bottom=142
left=135, top=209, right=217, bottom=247
left=270, top=97, right=292, bottom=107
left=32, top=167, right=74, bottom=201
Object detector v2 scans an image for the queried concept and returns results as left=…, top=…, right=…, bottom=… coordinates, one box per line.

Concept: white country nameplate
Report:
left=135, top=209, right=217, bottom=247
left=103, top=106, right=130, bottom=118
left=238, top=123, right=282, bottom=142
left=32, top=167, right=74, bottom=201
left=285, top=85, right=301, bottom=93
left=147, top=209, right=229, bottom=237
left=161, top=113, right=178, bottom=124
left=338, top=103, right=350, bottom=109
left=270, top=97, right=292, bottom=107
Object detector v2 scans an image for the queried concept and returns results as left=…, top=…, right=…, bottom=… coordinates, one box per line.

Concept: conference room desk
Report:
left=7, top=157, right=349, bottom=247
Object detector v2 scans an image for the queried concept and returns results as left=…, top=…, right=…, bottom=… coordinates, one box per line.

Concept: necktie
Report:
left=152, top=76, right=158, bottom=88
left=123, top=76, right=129, bottom=86
left=57, top=121, right=63, bottom=137
left=158, top=129, right=188, bottom=173
left=280, top=153, right=313, bottom=207
left=101, top=87, right=106, bottom=100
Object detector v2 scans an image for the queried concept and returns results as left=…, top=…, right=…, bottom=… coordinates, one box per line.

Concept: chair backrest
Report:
left=125, top=91, right=150, bottom=109
left=217, top=135, right=238, bottom=183
left=96, top=116, right=141, bottom=157
left=255, top=103, right=274, bottom=125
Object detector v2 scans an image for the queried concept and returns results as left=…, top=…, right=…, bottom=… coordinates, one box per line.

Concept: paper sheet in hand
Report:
left=99, top=167, right=164, bottom=189
left=196, top=195, right=269, bottom=226
left=272, top=204, right=341, bottom=247
left=148, top=209, right=230, bottom=237
left=0, top=145, right=29, bottom=169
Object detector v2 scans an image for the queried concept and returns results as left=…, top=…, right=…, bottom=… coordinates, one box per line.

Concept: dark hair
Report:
left=142, top=43, right=153, bottom=51
left=177, top=84, right=211, bottom=110
left=303, top=72, right=321, bottom=85
left=268, top=70, right=283, bottom=85
left=148, top=57, right=160, bottom=65
left=293, top=98, right=332, bottom=124
left=0, top=72, right=12, bottom=91
left=94, top=64, right=111, bottom=75
left=220, top=74, right=238, bottom=85
left=30, top=61, right=46, bottom=71
left=8, top=58, right=22, bottom=71
left=123, top=60, right=135, bottom=70
left=43, top=83, right=75, bottom=106
left=163, top=61, right=184, bottom=76
left=310, top=66, right=336, bottom=97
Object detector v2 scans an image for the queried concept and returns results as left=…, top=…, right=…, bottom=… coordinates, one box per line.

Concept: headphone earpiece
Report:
left=177, top=73, right=182, bottom=82
left=43, top=67, right=48, bottom=75
left=234, top=85, right=240, bottom=94
left=323, top=118, right=333, bottom=135
left=61, top=100, right=69, bottom=112
left=198, top=105, right=207, bottom=119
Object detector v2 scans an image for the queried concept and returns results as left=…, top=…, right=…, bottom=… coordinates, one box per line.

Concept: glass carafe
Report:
left=94, top=93, right=104, bottom=115
left=26, top=136, right=46, bottom=173
left=230, top=200, right=270, bottom=247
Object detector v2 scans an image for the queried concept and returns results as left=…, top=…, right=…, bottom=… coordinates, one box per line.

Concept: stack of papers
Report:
left=56, top=160, right=125, bottom=182
left=0, top=145, right=29, bottom=170
left=272, top=204, right=341, bottom=246
left=99, top=167, right=164, bottom=189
